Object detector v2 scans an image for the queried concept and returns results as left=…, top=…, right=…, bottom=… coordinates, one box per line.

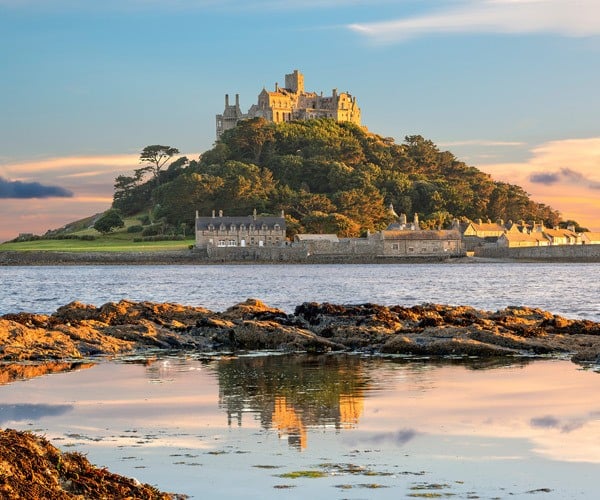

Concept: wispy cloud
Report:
left=0, top=177, right=73, bottom=199
left=349, top=0, right=600, bottom=43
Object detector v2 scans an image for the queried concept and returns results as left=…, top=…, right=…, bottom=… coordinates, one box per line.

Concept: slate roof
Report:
left=196, top=215, right=285, bottom=231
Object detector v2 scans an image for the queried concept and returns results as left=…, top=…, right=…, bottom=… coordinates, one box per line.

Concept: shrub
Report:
left=141, top=225, right=162, bottom=237
left=127, top=225, right=143, bottom=233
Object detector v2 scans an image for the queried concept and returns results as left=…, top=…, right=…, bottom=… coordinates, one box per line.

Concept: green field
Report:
left=0, top=238, right=195, bottom=252
left=0, top=213, right=195, bottom=252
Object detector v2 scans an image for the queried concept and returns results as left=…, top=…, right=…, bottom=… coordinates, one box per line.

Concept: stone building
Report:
left=195, top=210, right=286, bottom=248
left=370, top=229, right=463, bottom=257
left=216, top=69, right=361, bottom=138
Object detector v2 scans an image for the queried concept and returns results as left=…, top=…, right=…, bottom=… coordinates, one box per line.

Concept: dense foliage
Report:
left=112, top=118, right=563, bottom=237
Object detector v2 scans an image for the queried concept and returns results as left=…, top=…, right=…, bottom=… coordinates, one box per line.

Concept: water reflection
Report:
left=214, top=355, right=370, bottom=450
left=0, top=403, right=73, bottom=424
left=0, top=361, right=95, bottom=385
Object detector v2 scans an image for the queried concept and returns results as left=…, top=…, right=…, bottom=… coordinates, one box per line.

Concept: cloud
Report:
left=530, top=168, right=600, bottom=189
left=349, top=0, right=600, bottom=43
left=0, top=176, right=73, bottom=199
left=478, top=137, right=600, bottom=230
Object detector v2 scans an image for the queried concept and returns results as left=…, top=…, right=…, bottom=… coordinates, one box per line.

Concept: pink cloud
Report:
left=478, top=137, right=600, bottom=230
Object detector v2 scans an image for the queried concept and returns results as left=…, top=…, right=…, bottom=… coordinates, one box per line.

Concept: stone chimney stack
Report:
left=219, top=210, right=223, bottom=217
left=225, top=94, right=229, bottom=107
left=212, top=210, right=215, bottom=218
left=235, top=94, right=240, bottom=107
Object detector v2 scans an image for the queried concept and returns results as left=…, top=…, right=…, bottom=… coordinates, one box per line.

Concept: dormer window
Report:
left=274, top=224, right=280, bottom=231
left=220, top=224, right=226, bottom=231
left=240, top=224, right=246, bottom=231
left=230, top=224, right=236, bottom=231
left=208, top=224, right=214, bottom=231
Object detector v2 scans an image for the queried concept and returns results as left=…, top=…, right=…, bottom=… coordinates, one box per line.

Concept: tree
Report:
left=94, top=209, right=125, bottom=234
left=139, top=145, right=180, bottom=185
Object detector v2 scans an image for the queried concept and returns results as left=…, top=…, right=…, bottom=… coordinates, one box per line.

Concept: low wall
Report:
left=474, top=244, right=600, bottom=261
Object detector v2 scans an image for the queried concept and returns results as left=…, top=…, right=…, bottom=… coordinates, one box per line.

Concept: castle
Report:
left=216, top=70, right=361, bottom=138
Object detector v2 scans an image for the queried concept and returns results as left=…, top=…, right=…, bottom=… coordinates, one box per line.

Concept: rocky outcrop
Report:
left=0, top=428, right=185, bottom=499
left=1, top=299, right=599, bottom=366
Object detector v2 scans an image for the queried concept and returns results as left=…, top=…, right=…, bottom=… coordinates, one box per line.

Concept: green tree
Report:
left=94, top=209, right=125, bottom=234
left=139, top=145, right=180, bottom=186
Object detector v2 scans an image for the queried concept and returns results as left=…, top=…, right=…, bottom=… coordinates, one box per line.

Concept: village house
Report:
left=195, top=210, right=286, bottom=249
left=497, top=231, right=550, bottom=248
left=372, top=229, right=463, bottom=256
left=216, top=70, right=361, bottom=138
left=581, top=232, right=600, bottom=245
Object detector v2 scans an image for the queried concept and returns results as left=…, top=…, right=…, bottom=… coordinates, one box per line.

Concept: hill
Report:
left=19, top=118, right=572, bottom=243
left=115, top=118, right=564, bottom=238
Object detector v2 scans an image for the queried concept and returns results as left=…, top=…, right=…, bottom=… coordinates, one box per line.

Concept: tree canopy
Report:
left=111, top=119, right=566, bottom=237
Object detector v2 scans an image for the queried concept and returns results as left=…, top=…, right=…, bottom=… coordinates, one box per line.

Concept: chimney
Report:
left=212, top=210, right=215, bottom=218
left=225, top=94, right=229, bottom=107
left=219, top=210, right=223, bottom=217
left=235, top=93, right=239, bottom=107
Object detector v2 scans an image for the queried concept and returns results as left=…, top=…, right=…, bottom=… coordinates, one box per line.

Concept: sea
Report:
left=1, top=262, right=599, bottom=499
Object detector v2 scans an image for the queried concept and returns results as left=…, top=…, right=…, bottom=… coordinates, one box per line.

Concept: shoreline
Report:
left=1, top=249, right=598, bottom=266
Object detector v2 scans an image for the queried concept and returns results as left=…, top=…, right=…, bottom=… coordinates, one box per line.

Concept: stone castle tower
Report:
left=216, top=70, right=361, bottom=138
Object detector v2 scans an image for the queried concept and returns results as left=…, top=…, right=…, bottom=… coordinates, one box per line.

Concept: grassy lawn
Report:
left=0, top=238, right=195, bottom=253
left=0, top=212, right=197, bottom=252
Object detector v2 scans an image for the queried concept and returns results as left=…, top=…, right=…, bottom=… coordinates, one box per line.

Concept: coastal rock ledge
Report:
left=2, top=299, right=600, bottom=366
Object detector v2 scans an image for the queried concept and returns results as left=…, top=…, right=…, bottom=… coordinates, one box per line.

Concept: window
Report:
left=230, top=224, right=236, bottom=231
left=218, top=240, right=226, bottom=247
left=274, top=224, right=280, bottom=231
left=392, top=244, right=399, bottom=250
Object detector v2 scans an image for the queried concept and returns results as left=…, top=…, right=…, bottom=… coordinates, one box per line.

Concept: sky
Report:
left=1, top=0, right=599, bottom=242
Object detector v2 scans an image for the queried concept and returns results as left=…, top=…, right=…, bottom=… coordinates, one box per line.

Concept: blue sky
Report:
left=1, top=0, right=599, bottom=240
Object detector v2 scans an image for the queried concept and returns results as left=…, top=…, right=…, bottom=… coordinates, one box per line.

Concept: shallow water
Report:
left=1, top=355, right=599, bottom=499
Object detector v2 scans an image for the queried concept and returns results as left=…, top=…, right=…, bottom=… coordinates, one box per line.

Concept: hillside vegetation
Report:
left=112, top=118, right=563, bottom=238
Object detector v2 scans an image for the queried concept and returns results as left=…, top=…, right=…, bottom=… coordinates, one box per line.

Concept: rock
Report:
left=2, top=299, right=600, bottom=369
left=219, top=298, right=287, bottom=321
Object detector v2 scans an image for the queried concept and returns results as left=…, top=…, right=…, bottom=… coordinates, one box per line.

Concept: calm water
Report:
left=0, top=355, right=598, bottom=499
left=1, top=263, right=599, bottom=499
left=1, top=262, right=599, bottom=320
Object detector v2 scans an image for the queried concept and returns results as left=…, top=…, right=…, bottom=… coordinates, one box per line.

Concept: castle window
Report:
left=230, top=224, right=236, bottom=231
left=249, top=224, right=255, bottom=231
left=218, top=240, right=226, bottom=247
left=208, top=224, right=214, bottom=231
left=274, top=224, right=280, bottom=231
left=240, top=224, right=246, bottom=231
left=220, top=224, right=226, bottom=231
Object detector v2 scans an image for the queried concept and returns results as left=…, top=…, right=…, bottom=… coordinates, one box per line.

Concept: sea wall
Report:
left=474, top=244, right=600, bottom=261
